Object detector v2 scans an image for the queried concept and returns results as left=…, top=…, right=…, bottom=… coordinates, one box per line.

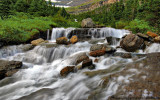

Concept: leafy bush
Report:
left=124, top=19, right=151, bottom=33
left=115, top=20, right=129, bottom=29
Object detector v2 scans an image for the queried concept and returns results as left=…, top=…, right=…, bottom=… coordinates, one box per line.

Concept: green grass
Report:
left=0, top=12, right=80, bottom=43
left=0, top=13, right=56, bottom=43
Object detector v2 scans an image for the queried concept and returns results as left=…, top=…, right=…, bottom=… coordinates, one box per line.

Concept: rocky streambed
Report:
left=0, top=27, right=160, bottom=100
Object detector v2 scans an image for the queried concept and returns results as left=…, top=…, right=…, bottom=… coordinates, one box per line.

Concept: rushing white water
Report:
left=144, top=43, right=160, bottom=53
left=0, top=44, right=32, bottom=59
left=1, top=27, right=156, bottom=100
left=49, top=27, right=130, bottom=41
left=88, top=27, right=129, bottom=38
left=51, top=28, right=75, bottom=41
left=4, top=42, right=91, bottom=64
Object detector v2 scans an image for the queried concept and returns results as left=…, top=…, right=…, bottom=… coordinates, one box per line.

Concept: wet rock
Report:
left=122, top=53, right=132, bottom=58
left=0, top=42, right=4, bottom=48
left=89, top=39, right=105, bottom=44
left=0, top=60, right=22, bottom=80
left=89, top=50, right=106, bottom=57
left=40, top=43, right=58, bottom=48
left=76, top=54, right=89, bottom=65
left=31, top=38, right=45, bottom=46
left=137, top=33, right=149, bottom=40
left=94, top=58, right=99, bottom=63
left=105, top=47, right=116, bottom=53
left=88, top=64, right=96, bottom=70
left=120, top=34, right=145, bottom=52
left=70, top=35, right=78, bottom=44
left=76, top=65, right=82, bottom=70
left=60, top=66, right=75, bottom=77
left=90, top=44, right=106, bottom=51
left=106, top=37, right=120, bottom=45
left=81, top=18, right=95, bottom=28
left=21, top=44, right=34, bottom=51
left=82, top=59, right=93, bottom=68
left=56, top=37, right=68, bottom=45
left=154, top=36, right=160, bottom=43
left=144, top=41, right=151, bottom=46
left=102, top=76, right=110, bottom=87
left=147, top=31, right=158, bottom=38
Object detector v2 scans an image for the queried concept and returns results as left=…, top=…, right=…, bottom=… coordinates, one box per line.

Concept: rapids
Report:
left=0, top=27, right=159, bottom=100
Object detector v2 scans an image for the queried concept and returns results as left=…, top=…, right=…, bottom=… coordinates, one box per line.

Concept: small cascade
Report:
left=88, top=27, right=129, bottom=38
left=145, top=43, right=160, bottom=53
left=50, top=28, right=75, bottom=41
left=0, top=44, right=32, bottom=59
left=50, top=27, right=130, bottom=41
left=7, top=42, right=91, bottom=64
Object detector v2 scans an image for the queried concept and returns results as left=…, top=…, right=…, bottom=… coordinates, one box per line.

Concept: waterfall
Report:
left=50, top=27, right=130, bottom=41
left=4, top=42, right=91, bottom=64
left=1, top=27, right=157, bottom=100
left=145, top=43, right=160, bottom=53
left=88, top=27, right=129, bottom=38
left=51, top=28, right=75, bottom=41
left=0, top=44, right=32, bottom=59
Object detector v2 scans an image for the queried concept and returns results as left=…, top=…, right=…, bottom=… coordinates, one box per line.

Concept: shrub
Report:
left=124, top=19, right=151, bottom=33
left=115, top=20, right=129, bottom=29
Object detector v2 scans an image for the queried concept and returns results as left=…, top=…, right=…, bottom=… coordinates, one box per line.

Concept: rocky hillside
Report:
left=67, top=0, right=118, bottom=14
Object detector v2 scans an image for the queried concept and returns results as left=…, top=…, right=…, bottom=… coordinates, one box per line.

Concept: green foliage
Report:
left=0, top=13, right=57, bottom=43
left=52, top=12, right=80, bottom=28
left=0, top=0, right=13, bottom=19
left=124, top=19, right=151, bottom=33
left=115, top=21, right=129, bottom=29
left=74, top=0, right=159, bottom=33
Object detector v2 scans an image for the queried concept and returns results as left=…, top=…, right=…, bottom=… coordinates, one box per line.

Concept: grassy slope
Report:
left=0, top=14, right=56, bottom=43
left=0, top=12, right=81, bottom=44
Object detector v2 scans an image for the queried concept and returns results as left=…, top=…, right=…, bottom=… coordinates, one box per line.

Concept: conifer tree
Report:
left=0, top=0, right=12, bottom=19
left=14, top=0, right=29, bottom=12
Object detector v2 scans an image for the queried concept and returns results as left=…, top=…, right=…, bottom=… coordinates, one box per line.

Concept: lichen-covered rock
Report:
left=147, top=31, right=158, bottom=38
left=120, top=34, right=145, bottom=52
left=70, top=36, right=78, bottom=44
left=89, top=50, right=106, bottom=57
left=31, top=38, right=45, bottom=46
left=60, top=66, right=75, bottom=77
left=56, top=37, right=68, bottom=45
left=81, top=18, right=95, bottom=28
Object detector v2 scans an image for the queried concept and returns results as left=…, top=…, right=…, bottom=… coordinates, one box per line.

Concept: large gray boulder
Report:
left=120, top=34, right=145, bottom=52
left=81, top=18, right=95, bottom=28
